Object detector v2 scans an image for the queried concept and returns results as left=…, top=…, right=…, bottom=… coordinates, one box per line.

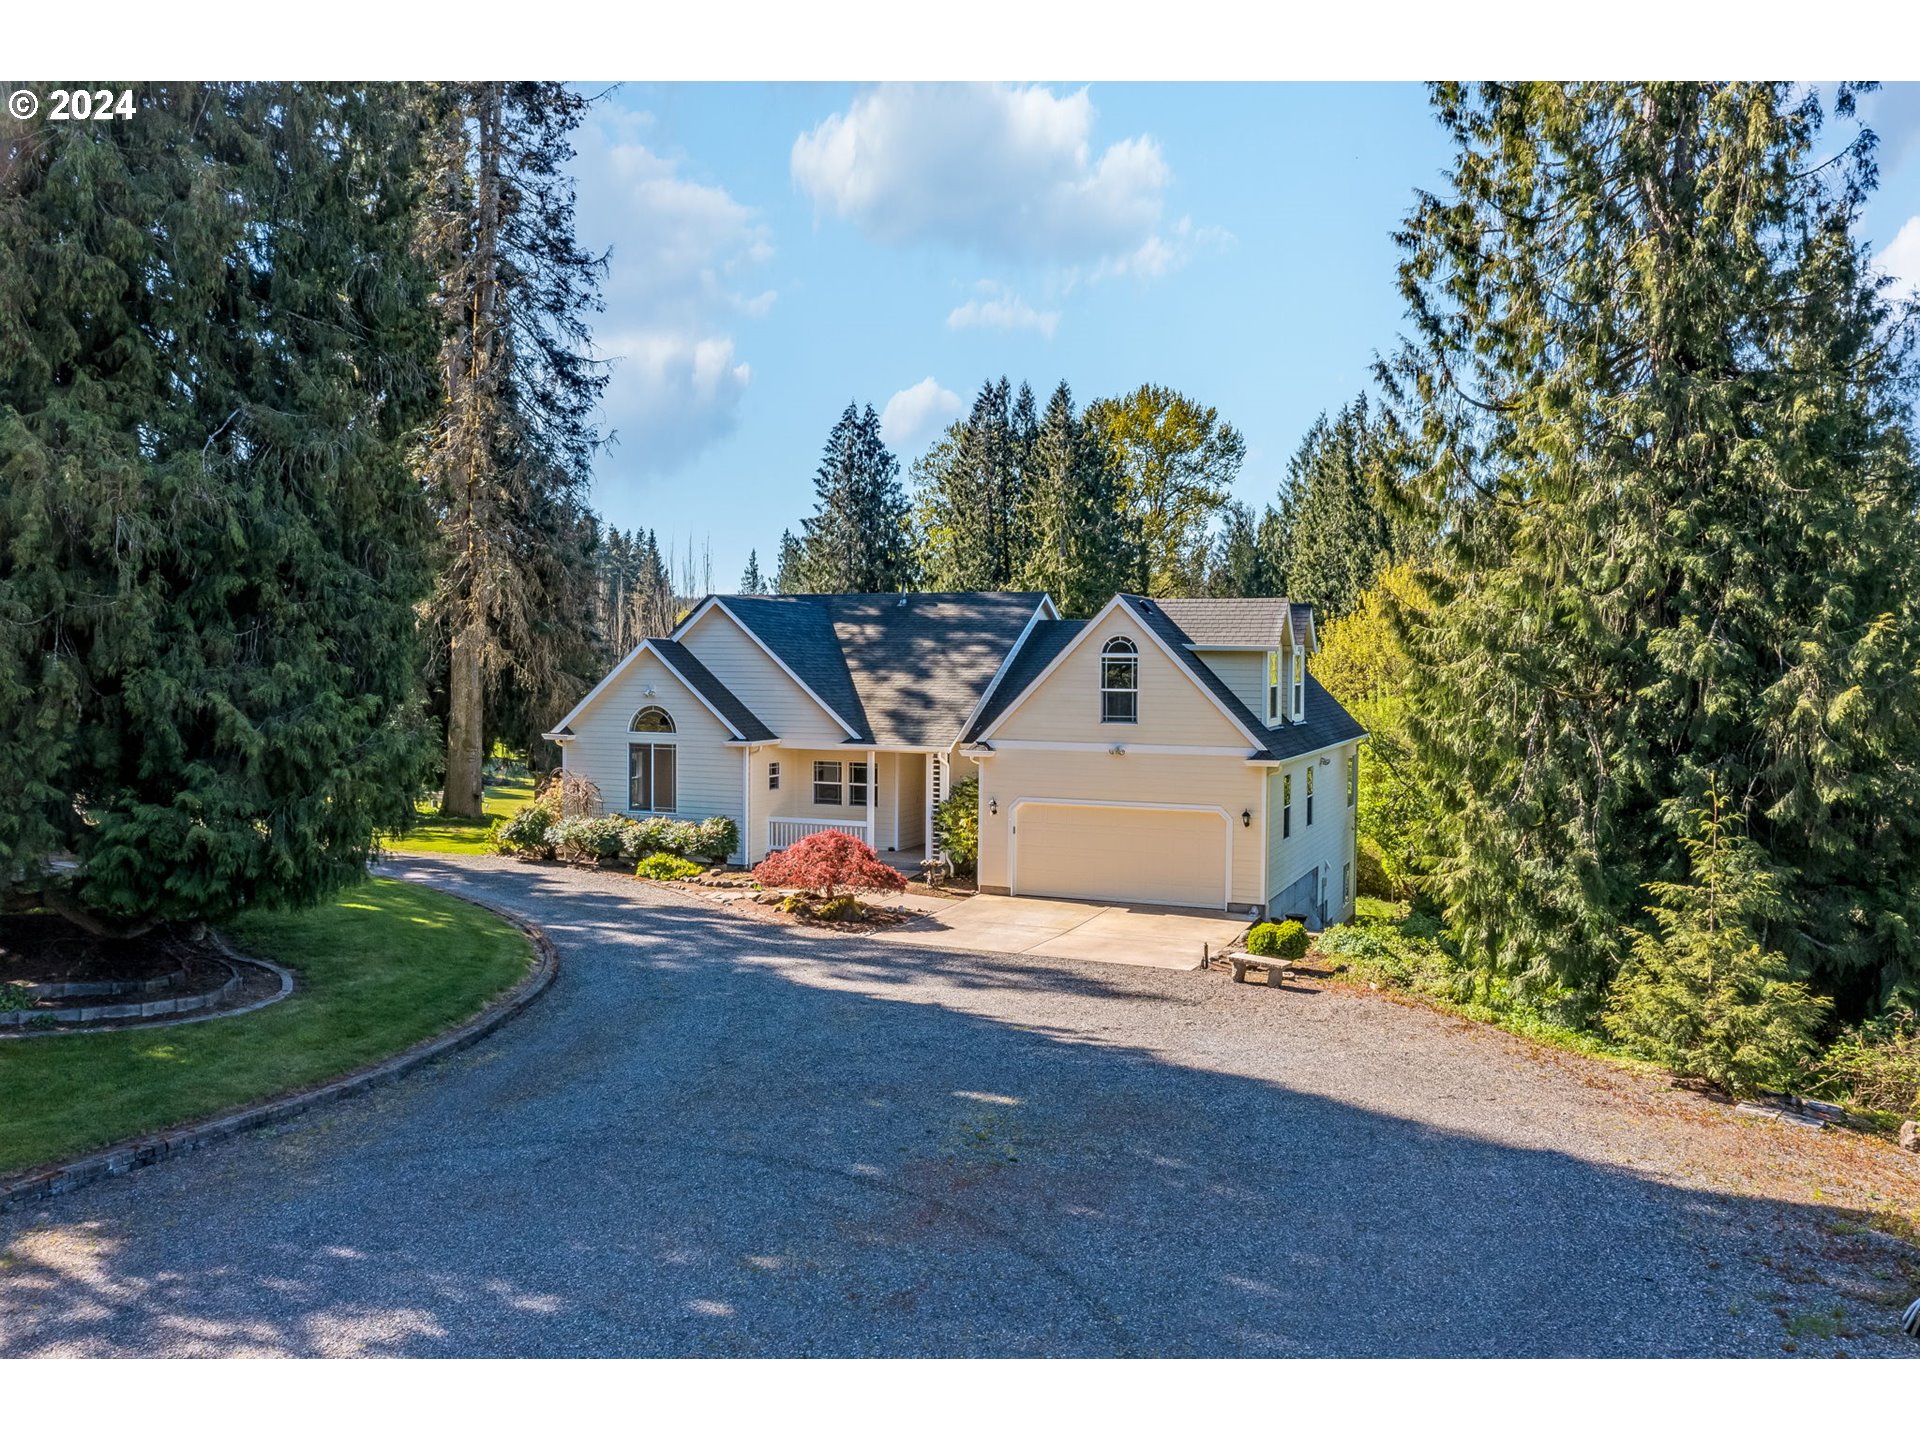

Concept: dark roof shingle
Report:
left=819, top=592, right=1051, bottom=747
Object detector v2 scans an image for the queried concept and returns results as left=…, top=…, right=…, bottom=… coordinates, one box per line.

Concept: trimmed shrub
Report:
left=933, top=775, right=979, bottom=877
left=754, top=830, right=907, bottom=898
left=690, top=815, right=739, bottom=862
left=1248, top=919, right=1309, bottom=960
left=635, top=853, right=705, bottom=881
left=493, top=802, right=557, bottom=857
left=546, top=815, right=629, bottom=863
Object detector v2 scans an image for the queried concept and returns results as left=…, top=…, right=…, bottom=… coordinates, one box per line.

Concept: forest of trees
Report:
left=5, top=82, right=1917, bottom=1095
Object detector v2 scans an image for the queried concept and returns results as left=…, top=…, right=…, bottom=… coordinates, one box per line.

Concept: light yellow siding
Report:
left=559, top=652, right=745, bottom=862
left=985, top=611, right=1249, bottom=748
left=976, top=748, right=1265, bottom=909
left=1265, top=742, right=1359, bottom=925
left=678, top=605, right=849, bottom=746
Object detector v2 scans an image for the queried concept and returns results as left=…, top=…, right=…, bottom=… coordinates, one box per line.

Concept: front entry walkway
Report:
left=876, top=892, right=1249, bottom=970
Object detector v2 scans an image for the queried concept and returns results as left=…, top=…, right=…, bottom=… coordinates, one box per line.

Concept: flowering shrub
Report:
left=753, top=830, right=907, bottom=899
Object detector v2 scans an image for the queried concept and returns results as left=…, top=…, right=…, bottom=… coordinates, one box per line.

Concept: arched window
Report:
left=1100, top=637, right=1138, bottom=724
left=627, top=706, right=677, bottom=811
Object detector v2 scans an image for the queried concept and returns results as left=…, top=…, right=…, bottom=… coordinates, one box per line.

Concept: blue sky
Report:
left=567, top=82, right=1920, bottom=589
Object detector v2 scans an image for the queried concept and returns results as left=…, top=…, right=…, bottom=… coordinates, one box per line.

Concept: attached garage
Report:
left=1010, top=802, right=1231, bottom=910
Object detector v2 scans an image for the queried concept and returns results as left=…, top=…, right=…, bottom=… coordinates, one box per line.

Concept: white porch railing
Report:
left=768, top=817, right=869, bottom=851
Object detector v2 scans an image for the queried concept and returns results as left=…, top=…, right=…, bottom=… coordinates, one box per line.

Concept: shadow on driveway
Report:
left=0, top=857, right=1897, bottom=1357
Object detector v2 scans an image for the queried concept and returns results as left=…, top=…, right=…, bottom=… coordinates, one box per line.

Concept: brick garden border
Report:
left=0, top=890, right=557, bottom=1212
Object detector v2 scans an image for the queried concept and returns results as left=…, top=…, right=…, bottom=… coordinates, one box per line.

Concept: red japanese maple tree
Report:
left=753, top=830, right=908, bottom=899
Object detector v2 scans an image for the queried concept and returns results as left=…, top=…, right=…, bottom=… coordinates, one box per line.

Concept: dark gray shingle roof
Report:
left=963, top=618, right=1087, bottom=740
left=649, top=639, right=777, bottom=742
left=716, top=596, right=873, bottom=740
left=819, top=592, right=1051, bottom=747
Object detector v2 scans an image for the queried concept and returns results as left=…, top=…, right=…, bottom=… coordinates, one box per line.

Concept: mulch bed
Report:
left=1, top=914, right=224, bottom=986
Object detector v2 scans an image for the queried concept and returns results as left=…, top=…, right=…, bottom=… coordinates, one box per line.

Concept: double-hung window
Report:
left=1347, top=753, right=1357, bottom=806
left=1267, top=651, right=1281, bottom=724
left=1342, top=862, right=1352, bottom=904
left=1305, top=767, right=1315, bottom=826
left=812, top=761, right=842, bottom=806
left=1291, top=649, right=1306, bottom=720
left=769, top=761, right=781, bottom=792
left=1281, top=774, right=1292, bottom=838
left=627, top=706, right=677, bottom=812
left=1101, top=637, right=1138, bottom=723
left=848, top=762, right=870, bottom=807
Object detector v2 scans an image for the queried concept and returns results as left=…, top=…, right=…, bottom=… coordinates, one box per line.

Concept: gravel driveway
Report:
left=2, top=855, right=1914, bottom=1357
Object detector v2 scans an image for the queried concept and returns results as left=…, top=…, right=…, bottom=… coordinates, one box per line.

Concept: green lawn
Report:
left=0, top=878, right=534, bottom=1177
left=382, top=775, right=537, bottom=855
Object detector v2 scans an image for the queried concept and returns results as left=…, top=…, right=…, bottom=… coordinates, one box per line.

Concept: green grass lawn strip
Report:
left=0, top=878, right=531, bottom=1177
left=381, top=776, right=537, bottom=855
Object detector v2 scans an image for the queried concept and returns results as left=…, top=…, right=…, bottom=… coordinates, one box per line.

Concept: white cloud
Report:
left=1879, top=215, right=1920, bottom=297
left=947, top=282, right=1059, bottom=338
left=598, top=330, right=752, bottom=476
left=572, top=110, right=775, bottom=474
left=791, top=83, right=1179, bottom=271
left=879, top=378, right=964, bottom=453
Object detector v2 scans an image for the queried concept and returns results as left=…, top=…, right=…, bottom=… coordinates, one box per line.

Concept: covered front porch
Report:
left=748, top=746, right=977, bottom=868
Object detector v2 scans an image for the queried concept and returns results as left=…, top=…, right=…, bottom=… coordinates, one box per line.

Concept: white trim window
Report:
left=812, top=760, right=842, bottom=806
left=1291, top=649, right=1305, bottom=720
left=1305, top=766, right=1315, bottom=826
left=1281, top=773, right=1292, bottom=838
left=1267, top=650, right=1281, bottom=724
left=848, top=761, right=870, bottom=807
left=1342, top=862, right=1352, bottom=905
left=1347, top=752, right=1357, bottom=806
left=769, top=761, right=781, bottom=792
left=627, top=706, right=677, bottom=813
left=1101, top=637, right=1139, bottom=724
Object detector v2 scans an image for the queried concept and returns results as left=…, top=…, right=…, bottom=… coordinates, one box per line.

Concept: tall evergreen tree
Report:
left=740, top=550, right=768, bottom=594
left=796, top=402, right=917, bottom=592
left=914, top=378, right=1026, bottom=589
left=416, top=82, right=607, bottom=818
left=1384, top=82, right=1920, bottom=1015
left=0, top=83, right=439, bottom=931
left=1276, top=397, right=1407, bottom=617
left=1018, top=382, right=1137, bottom=615
left=1085, top=383, right=1245, bottom=596
left=1204, top=502, right=1279, bottom=598
left=773, top=529, right=807, bottom=594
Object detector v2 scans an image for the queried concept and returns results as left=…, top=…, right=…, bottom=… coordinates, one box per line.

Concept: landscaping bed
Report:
left=0, top=878, right=534, bottom=1178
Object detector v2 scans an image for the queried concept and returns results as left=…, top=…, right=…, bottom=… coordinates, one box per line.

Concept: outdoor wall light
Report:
left=989, top=797, right=998, bottom=816
left=1242, top=809, right=1252, bottom=827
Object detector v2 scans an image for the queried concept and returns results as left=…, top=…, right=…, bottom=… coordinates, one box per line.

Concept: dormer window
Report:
left=1101, top=637, right=1138, bottom=724
left=1291, top=649, right=1305, bottom=721
left=1267, top=651, right=1280, bottom=725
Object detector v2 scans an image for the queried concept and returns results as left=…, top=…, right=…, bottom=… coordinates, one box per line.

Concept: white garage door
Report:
left=1013, top=803, right=1229, bottom=910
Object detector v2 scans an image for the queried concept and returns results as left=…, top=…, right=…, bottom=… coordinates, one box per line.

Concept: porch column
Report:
left=865, top=748, right=877, bottom=847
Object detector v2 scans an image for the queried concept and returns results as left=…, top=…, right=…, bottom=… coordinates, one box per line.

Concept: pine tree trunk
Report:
left=439, top=83, right=504, bottom=820
left=442, top=616, right=488, bottom=818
